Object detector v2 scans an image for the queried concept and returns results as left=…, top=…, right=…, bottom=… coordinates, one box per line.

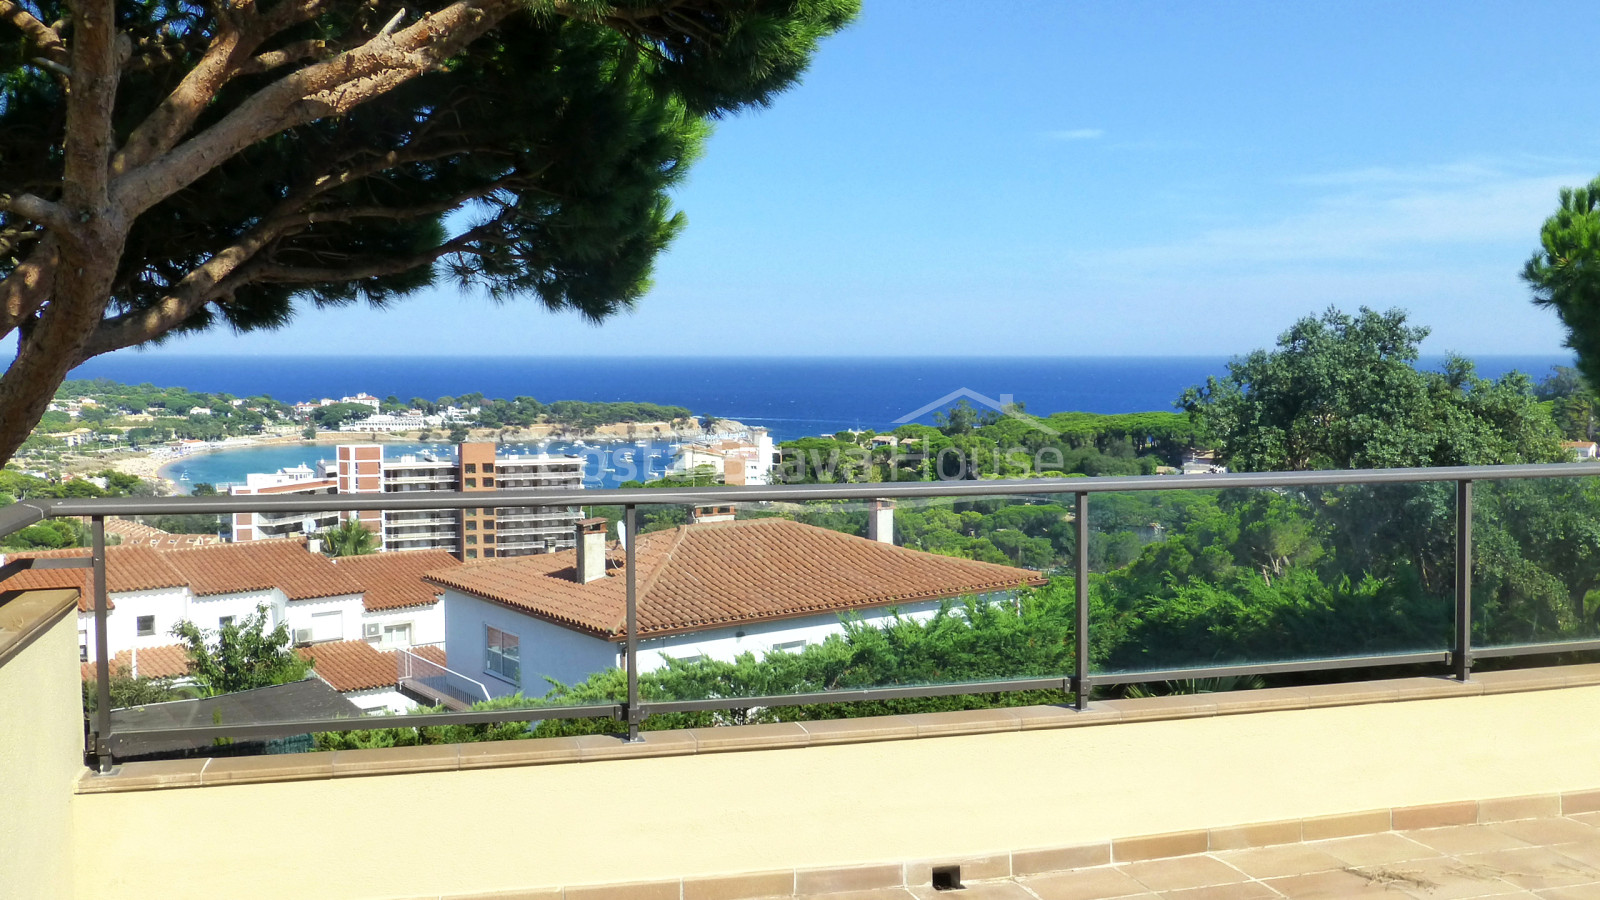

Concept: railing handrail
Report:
left=2, top=461, right=1595, bottom=524
left=395, top=646, right=492, bottom=704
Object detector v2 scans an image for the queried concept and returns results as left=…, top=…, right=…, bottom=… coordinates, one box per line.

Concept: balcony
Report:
left=6, top=465, right=1600, bottom=899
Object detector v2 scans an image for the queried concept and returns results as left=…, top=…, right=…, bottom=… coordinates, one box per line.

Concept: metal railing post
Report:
left=1074, top=491, right=1090, bottom=711
left=624, top=504, right=641, bottom=741
left=1454, top=479, right=1474, bottom=682
left=90, top=515, right=113, bottom=770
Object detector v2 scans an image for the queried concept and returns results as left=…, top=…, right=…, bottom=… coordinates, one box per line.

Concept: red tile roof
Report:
left=424, top=519, right=1048, bottom=640
left=1, top=546, right=191, bottom=610
left=299, top=640, right=397, bottom=692
left=160, top=541, right=364, bottom=600
left=81, top=644, right=191, bottom=681
left=332, top=550, right=459, bottom=611
left=407, top=644, right=446, bottom=667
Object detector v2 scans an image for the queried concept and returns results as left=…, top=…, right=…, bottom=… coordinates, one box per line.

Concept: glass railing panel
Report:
left=614, top=494, right=1076, bottom=726
left=1088, top=481, right=1456, bottom=677
left=1473, top=474, right=1600, bottom=648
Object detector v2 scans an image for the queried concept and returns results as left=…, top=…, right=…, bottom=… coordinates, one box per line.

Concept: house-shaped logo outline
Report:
left=891, top=388, right=1058, bottom=435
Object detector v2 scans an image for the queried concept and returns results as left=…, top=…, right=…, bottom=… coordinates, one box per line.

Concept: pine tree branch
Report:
left=0, top=192, right=75, bottom=234
left=109, top=0, right=519, bottom=218
left=0, top=239, right=58, bottom=337
left=0, top=0, right=68, bottom=64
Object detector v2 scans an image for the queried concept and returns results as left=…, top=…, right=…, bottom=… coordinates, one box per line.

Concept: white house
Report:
left=331, top=549, right=456, bottom=647
left=1563, top=441, right=1599, bottom=460
left=1, top=541, right=457, bottom=665
left=425, top=514, right=1047, bottom=700
left=298, top=640, right=444, bottom=714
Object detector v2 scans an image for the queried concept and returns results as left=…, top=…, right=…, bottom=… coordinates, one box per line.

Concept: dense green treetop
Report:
left=171, top=604, right=312, bottom=696
left=1180, top=307, right=1565, bottom=472
left=1525, top=177, right=1600, bottom=387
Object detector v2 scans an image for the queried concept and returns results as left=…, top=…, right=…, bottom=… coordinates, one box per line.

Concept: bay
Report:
left=70, top=354, right=1572, bottom=444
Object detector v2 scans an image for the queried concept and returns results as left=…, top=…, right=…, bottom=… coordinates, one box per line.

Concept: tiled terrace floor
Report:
left=836, top=814, right=1600, bottom=900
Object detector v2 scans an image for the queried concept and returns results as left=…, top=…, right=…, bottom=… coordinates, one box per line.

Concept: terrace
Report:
left=4, top=464, right=1600, bottom=899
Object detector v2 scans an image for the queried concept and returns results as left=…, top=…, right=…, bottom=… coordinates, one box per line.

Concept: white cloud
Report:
left=1072, top=161, right=1586, bottom=271
left=1045, top=128, right=1104, bottom=141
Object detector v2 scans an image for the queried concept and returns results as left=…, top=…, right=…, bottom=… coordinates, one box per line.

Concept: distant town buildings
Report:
left=667, top=427, right=775, bottom=485
left=229, top=442, right=584, bottom=560
left=1181, top=449, right=1228, bottom=475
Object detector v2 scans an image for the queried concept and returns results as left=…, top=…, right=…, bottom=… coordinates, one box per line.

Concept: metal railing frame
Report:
left=3, top=461, right=1598, bottom=764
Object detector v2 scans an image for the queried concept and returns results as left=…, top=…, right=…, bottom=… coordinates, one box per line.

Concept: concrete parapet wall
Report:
left=69, top=673, right=1600, bottom=900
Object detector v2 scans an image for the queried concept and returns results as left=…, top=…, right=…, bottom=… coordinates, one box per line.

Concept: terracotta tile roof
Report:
left=127, top=534, right=223, bottom=549
left=247, top=479, right=337, bottom=495
left=81, top=644, right=191, bottom=681
left=424, top=519, right=1048, bottom=640
left=1, top=546, right=189, bottom=610
left=160, top=541, right=364, bottom=600
left=408, top=644, right=446, bottom=666
left=104, top=516, right=224, bottom=550
left=299, top=640, right=397, bottom=692
left=102, top=518, right=170, bottom=542
left=332, top=550, right=459, bottom=611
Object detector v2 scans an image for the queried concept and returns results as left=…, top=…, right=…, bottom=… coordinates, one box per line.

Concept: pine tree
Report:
left=0, top=0, right=858, bottom=463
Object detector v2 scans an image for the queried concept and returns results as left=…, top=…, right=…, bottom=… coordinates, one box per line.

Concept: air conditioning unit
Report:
left=292, top=628, right=314, bottom=645
left=363, top=622, right=382, bottom=640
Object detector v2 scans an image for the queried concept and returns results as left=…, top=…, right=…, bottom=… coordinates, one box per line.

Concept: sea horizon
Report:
left=69, top=352, right=1576, bottom=444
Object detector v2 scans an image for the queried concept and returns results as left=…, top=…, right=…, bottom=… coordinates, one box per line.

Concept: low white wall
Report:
left=639, top=599, right=946, bottom=669
left=71, top=685, right=1600, bottom=900
left=0, top=596, right=81, bottom=899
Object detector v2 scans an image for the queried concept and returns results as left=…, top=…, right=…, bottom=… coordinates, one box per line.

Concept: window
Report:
left=464, top=463, right=477, bottom=473
left=465, top=478, right=477, bottom=488
left=311, top=610, right=343, bottom=643
left=383, top=622, right=411, bottom=646
left=466, top=549, right=478, bottom=559
left=466, top=535, right=478, bottom=545
left=136, top=615, right=155, bottom=636
left=465, top=520, right=477, bottom=531
left=674, top=654, right=705, bottom=665
left=483, top=463, right=494, bottom=473
left=484, top=534, right=495, bottom=544
left=483, top=548, right=495, bottom=557
left=484, top=519, right=495, bottom=530
left=486, top=626, right=520, bottom=683
left=483, top=477, right=495, bottom=487
left=773, top=640, right=807, bottom=654
left=219, top=616, right=235, bottom=628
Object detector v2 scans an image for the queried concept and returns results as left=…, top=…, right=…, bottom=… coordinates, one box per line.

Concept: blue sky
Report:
left=104, top=1, right=1600, bottom=357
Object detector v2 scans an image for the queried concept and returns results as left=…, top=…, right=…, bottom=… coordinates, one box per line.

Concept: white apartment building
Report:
left=229, top=464, right=340, bottom=542
left=229, top=442, right=583, bottom=560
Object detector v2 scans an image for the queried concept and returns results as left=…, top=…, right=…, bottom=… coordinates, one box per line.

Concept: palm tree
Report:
left=315, top=519, right=378, bottom=557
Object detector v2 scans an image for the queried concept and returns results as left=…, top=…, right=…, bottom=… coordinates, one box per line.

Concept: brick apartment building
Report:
left=230, top=442, right=584, bottom=559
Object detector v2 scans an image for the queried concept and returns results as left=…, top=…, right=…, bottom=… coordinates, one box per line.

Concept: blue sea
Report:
left=67, top=354, right=1573, bottom=443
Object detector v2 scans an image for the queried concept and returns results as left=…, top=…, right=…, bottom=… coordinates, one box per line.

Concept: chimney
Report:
left=574, top=518, right=608, bottom=583
left=690, top=505, right=736, bottom=524
left=307, top=537, right=323, bottom=556
left=867, top=499, right=895, bottom=545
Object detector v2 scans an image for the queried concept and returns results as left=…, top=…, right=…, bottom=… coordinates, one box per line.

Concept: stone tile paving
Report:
left=809, top=815, right=1600, bottom=900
